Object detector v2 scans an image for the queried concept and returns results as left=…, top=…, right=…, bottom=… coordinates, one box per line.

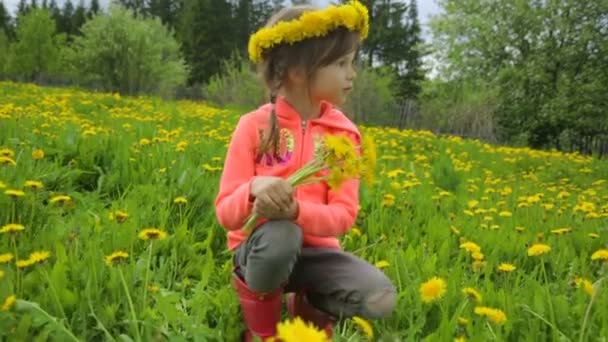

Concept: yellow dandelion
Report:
left=49, top=195, right=72, bottom=205
left=588, top=233, right=600, bottom=239
left=550, top=228, right=571, bottom=235
left=24, top=180, right=44, bottom=190
left=574, top=277, right=595, bottom=296
left=467, top=200, right=479, bottom=208
left=374, top=260, right=390, bottom=269
left=497, top=263, right=516, bottom=272
left=528, top=243, right=551, bottom=257
left=457, top=317, right=469, bottom=325
left=173, top=196, right=188, bottom=205
left=472, top=260, right=486, bottom=273
left=138, top=228, right=168, bottom=241
left=462, top=287, right=482, bottom=303
left=147, top=284, right=160, bottom=293
left=459, top=241, right=481, bottom=254
left=0, top=253, right=13, bottom=263
left=276, top=317, right=330, bottom=342
left=499, top=211, right=512, bottom=217
left=591, top=249, right=608, bottom=261
left=0, top=156, right=17, bottom=166
left=4, top=189, right=25, bottom=198
left=0, top=148, right=14, bottom=158
left=352, top=316, right=374, bottom=338
left=350, top=227, right=362, bottom=237
left=32, top=149, right=45, bottom=160
left=474, top=306, right=507, bottom=325
left=105, top=251, right=129, bottom=266
left=360, top=134, right=377, bottom=186
left=28, top=250, right=51, bottom=264
left=0, top=223, right=25, bottom=234
left=16, top=259, right=34, bottom=269
left=382, top=193, right=395, bottom=207
left=454, top=336, right=467, bottom=342
left=111, top=210, right=129, bottom=223
left=420, top=277, right=447, bottom=303
left=1, top=295, right=16, bottom=311
left=471, top=252, right=484, bottom=261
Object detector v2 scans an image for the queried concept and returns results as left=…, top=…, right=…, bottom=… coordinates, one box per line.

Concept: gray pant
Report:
left=233, top=220, right=397, bottom=320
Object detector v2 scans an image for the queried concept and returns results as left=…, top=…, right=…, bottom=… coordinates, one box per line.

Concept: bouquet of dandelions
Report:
left=242, top=133, right=377, bottom=235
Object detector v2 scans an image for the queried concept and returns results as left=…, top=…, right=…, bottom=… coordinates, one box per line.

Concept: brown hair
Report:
left=255, top=5, right=361, bottom=160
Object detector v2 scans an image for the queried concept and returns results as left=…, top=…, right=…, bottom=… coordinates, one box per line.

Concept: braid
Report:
left=258, top=59, right=285, bottom=160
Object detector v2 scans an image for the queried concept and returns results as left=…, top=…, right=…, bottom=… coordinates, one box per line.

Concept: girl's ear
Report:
left=287, top=66, right=307, bottom=85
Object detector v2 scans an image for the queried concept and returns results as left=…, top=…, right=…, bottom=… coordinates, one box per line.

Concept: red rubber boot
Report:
left=232, top=272, right=284, bottom=342
left=286, top=292, right=334, bottom=338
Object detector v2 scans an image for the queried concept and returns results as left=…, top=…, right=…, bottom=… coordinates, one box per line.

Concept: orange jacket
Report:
left=214, top=96, right=361, bottom=251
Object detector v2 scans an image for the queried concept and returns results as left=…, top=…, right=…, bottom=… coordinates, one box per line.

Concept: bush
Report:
left=341, top=65, right=400, bottom=126
left=202, top=52, right=265, bottom=108
left=3, top=9, right=64, bottom=82
left=0, top=30, right=8, bottom=76
left=65, top=4, right=187, bottom=97
left=418, top=79, right=498, bottom=141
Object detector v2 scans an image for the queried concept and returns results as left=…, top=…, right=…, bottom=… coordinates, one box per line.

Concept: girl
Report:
left=214, top=1, right=397, bottom=340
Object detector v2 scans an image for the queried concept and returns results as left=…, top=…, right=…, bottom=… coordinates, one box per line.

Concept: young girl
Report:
left=214, top=1, right=396, bottom=340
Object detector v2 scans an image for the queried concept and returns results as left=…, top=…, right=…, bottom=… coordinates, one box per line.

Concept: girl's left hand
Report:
left=253, top=197, right=299, bottom=220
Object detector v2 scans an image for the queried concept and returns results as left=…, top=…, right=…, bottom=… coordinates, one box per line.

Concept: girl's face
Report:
left=309, top=51, right=357, bottom=106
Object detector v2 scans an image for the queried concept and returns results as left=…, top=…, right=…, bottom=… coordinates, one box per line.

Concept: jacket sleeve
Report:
left=294, top=177, right=360, bottom=237
left=214, top=115, right=257, bottom=231
left=294, top=129, right=361, bottom=237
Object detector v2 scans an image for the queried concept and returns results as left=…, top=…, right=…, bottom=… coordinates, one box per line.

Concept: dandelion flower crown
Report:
left=248, top=0, right=370, bottom=63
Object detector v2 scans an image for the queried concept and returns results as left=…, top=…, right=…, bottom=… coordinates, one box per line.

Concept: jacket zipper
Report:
left=295, top=119, right=308, bottom=200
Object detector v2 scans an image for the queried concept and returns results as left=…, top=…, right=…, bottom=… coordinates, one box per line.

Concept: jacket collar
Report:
left=275, top=96, right=332, bottom=122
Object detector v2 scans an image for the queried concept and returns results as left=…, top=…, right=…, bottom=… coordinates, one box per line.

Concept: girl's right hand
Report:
left=250, top=176, right=294, bottom=212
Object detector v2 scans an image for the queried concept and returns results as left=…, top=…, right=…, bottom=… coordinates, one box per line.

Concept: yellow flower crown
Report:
left=248, top=0, right=370, bottom=63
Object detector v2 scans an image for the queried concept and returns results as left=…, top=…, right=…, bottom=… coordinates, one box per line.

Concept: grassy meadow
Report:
left=1, top=81, right=607, bottom=341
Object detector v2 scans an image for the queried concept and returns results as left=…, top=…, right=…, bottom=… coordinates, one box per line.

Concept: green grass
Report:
left=0, top=81, right=607, bottom=341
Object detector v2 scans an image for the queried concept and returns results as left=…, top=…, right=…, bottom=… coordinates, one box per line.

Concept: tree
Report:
left=395, top=0, right=424, bottom=99
left=5, top=8, right=62, bottom=81
left=0, top=29, right=9, bottom=76
left=89, top=0, right=101, bottom=16
left=57, top=0, right=74, bottom=35
left=17, top=0, right=29, bottom=16
left=177, top=0, right=237, bottom=86
left=430, top=0, right=608, bottom=150
left=71, top=0, right=87, bottom=34
left=66, top=4, right=188, bottom=96
left=0, top=0, right=12, bottom=38
left=344, top=0, right=424, bottom=100
left=145, top=0, right=181, bottom=27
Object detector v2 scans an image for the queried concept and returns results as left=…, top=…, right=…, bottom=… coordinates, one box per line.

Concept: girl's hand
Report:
left=250, top=176, right=294, bottom=211
left=253, top=197, right=299, bottom=220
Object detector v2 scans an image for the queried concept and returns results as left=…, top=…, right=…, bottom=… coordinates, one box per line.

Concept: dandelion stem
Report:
left=28, top=301, right=81, bottom=342
left=141, top=241, right=153, bottom=313
left=518, top=304, right=571, bottom=341
left=27, top=197, right=35, bottom=240
left=118, top=268, right=142, bottom=342
left=41, top=268, right=70, bottom=329
left=540, top=260, right=558, bottom=341
left=12, top=236, right=20, bottom=296
left=579, top=277, right=605, bottom=342
left=485, top=321, right=497, bottom=339
left=11, top=200, right=16, bottom=224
